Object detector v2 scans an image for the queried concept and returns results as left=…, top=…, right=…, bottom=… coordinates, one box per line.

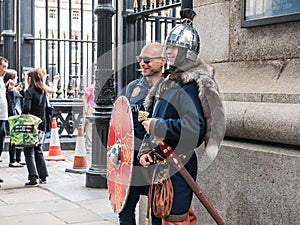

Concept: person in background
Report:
left=4, top=69, right=25, bottom=167
left=37, top=68, right=60, bottom=95
left=24, top=68, right=60, bottom=93
left=118, top=42, right=165, bottom=225
left=0, top=56, right=14, bottom=183
left=22, top=69, right=49, bottom=187
left=36, top=68, right=60, bottom=144
left=82, top=84, right=95, bottom=153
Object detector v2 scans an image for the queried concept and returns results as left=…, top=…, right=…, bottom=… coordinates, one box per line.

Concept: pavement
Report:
left=0, top=150, right=119, bottom=225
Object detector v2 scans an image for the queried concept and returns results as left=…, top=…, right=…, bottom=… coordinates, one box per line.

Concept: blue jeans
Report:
left=23, top=144, right=48, bottom=181
left=119, top=185, right=162, bottom=225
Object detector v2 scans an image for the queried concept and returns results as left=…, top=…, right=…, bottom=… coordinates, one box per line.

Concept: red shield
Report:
left=107, top=96, right=134, bottom=213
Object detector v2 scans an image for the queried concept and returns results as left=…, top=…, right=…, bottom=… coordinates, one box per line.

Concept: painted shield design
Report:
left=107, top=95, right=134, bottom=213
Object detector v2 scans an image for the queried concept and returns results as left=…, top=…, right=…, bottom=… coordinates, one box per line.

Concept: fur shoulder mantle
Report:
left=144, top=59, right=226, bottom=170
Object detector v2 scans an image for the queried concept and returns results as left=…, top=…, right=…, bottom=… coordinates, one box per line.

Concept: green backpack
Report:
left=8, top=114, right=42, bottom=147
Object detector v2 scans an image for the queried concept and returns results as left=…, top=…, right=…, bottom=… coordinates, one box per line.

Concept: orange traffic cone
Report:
left=45, top=117, right=66, bottom=161
left=65, top=124, right=88, bottom=174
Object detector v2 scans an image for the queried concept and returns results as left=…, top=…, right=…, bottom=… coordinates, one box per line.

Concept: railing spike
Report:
left=151, top=0, right=156, bottom=8
left=133, top=0, right=138, bottom=12
left=142, top=0, right=147, bottom=10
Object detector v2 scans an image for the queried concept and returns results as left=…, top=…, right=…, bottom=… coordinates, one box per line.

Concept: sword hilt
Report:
left=138, top=111, right=150, bottom=122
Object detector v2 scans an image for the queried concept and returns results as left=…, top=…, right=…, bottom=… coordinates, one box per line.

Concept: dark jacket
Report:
left=6, top=89, right=24, bottom=117
left=125, top=77, right=150, bottom=168
left=151, top=82, right=206, bottom=154
left=125, top=77, right=150, bottom=143
left=142, top=59, right=226, bottom=160
left=23, top=88, right=47, bottom=131
left=6, top=91, right=14, bottom=117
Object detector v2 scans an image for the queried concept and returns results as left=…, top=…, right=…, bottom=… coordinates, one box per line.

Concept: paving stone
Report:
left=0, top=213, right=66, bottom=225
left=0, top=151, right=118, bottom=225
left=52, top=208, right=102, bottom=224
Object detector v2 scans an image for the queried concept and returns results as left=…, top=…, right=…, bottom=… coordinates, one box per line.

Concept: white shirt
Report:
left=0, top=76, right=8, bottom=120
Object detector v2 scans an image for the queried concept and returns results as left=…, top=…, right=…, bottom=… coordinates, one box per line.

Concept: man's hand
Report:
left=6, top=79, right=15, bottom=91
left=142, top=118, right=152, bottom=134
left=16, top=82, right=23, bottom=91
left=139, top=153, right=153, bottom=167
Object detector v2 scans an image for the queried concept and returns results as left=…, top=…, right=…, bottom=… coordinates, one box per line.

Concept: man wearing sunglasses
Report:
left=118, top=42, right=165, bottom=225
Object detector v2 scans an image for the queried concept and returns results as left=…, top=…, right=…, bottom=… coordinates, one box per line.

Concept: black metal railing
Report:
left=23, top=31, right=96, bottom=137
left=118, top=0, right=182, bottom=90
left=22, top=0, right=97, bottom=137
left=24, top=34, right=97, bottom=99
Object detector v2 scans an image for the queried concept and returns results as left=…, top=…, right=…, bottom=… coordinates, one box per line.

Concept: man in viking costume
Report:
left=138, top=8, right=226, bottom=225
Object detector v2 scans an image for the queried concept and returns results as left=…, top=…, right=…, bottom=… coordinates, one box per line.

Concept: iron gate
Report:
left=0, top=0, right=191, bottom=139
left=115, top=0, right=187, bottom=94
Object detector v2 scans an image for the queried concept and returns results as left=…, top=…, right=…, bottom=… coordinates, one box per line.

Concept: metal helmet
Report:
left=163, top=9, right=200, bottom=63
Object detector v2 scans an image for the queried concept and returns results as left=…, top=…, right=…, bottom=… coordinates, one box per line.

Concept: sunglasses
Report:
left=136, top=56, right=162, bottom=63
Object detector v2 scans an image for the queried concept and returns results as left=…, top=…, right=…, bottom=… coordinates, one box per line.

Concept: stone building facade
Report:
left=191, top=0, right=300, bottom=224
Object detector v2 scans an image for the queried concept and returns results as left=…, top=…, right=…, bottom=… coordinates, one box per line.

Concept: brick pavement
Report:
left=0, top=150, right=118, bottom=225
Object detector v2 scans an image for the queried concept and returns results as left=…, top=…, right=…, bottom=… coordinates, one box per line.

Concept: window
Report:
left=241, top=0, right=300, bottom=27
left=73, top=10, right=79, bottom=20
left=49, top=9, right=56, bottom=19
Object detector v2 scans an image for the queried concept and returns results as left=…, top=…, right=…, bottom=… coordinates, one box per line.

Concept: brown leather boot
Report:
left=162, top=208, right=197, bottom=225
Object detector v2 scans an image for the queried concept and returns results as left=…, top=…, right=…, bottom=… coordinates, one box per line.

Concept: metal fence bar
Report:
left=19, top=0, right=96, bottom=101
left=67, top=0, right=73, bottom=99
left=57, top=0, right=61, bottom=77
left=123, top=0, right=181, bottom=84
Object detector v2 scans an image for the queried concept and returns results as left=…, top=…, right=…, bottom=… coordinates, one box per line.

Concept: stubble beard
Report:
left=144, top=68, right=161, bottom=78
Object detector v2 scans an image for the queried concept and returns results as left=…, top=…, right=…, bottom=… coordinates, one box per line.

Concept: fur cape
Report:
left=144, top=59, right=226, bottom=170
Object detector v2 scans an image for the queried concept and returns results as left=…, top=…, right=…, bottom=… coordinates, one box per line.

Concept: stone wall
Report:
left=191, top=0, right=300, bottom=224
left=215, top=60, right=300, bottom=146
left=193, top=0, right=300, bottom=145
left=193, top=141, right=300, bottom=225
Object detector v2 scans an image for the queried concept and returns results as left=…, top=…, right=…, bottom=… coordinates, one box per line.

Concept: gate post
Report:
left=1, top=0, right=15, bottom=68
left=85, top=0, right=116, bottom=188
left=20, top=0, right=35, bottom=76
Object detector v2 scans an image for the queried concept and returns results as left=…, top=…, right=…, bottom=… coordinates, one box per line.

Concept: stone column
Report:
left=1, top=0, right=15, bottom=68
left=85, top=0, right=116, bottom=188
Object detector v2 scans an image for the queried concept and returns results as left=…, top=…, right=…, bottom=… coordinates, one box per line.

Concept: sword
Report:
left=158, top=142, right=226, bottom=225
left=138, top=111, right=226, bottom=225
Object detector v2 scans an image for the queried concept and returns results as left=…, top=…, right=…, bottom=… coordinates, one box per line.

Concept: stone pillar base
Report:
left=85, top=168, right=107, bottom=188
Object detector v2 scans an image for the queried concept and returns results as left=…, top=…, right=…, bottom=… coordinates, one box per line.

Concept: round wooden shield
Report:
left=107, top=96, right=134, bottom=213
